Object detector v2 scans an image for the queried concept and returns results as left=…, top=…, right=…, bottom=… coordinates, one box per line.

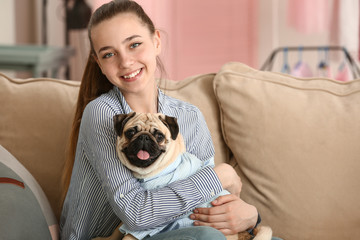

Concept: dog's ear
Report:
left=159, top=115, right=179, bottom=140
left=113, top=112, right=136, bottom=137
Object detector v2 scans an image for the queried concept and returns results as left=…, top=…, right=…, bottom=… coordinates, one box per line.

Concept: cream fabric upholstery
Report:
left=0, top=73, right=80, bottom=219
left=214, top=62, right=360, bottom=240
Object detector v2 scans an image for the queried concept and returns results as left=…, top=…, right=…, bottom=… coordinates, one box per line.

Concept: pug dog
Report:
left=113, top=112, right=272, bottom=240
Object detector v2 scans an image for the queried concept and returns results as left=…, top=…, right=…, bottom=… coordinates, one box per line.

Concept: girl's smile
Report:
left=122, top=68, right=143, bottom=81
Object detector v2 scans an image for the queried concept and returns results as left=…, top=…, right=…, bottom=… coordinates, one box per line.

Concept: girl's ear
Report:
left=154, top=30, right=161, bottom=55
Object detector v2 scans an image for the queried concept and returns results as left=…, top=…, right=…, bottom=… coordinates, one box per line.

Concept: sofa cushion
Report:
left=0, top=73, right=80, bottom=220
left=0, top=145, right=58, bottom=240
left=160, top=74, right=230, bottom=166
left=213, top=62, right=360, bottom=240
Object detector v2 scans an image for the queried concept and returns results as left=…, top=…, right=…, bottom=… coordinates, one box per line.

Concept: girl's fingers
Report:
left=192, top=194, right=238, bottom=216
left=211, top=194, right=238, bottom=206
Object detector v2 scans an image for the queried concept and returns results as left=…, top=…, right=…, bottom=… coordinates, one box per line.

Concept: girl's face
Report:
left=91, top=13, right=161, bottom=97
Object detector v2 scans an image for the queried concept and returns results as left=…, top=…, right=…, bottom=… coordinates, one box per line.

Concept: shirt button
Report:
left=210, top=191, right=215, bottom=197
left=120, top=194, right=124, bottom=198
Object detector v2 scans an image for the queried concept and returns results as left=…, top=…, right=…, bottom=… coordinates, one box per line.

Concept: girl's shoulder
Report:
left=85, top=87, right=125, bottom=115
left=82, top=88, right=126, bottom=125
left=161, top=93, right=202, bottom=118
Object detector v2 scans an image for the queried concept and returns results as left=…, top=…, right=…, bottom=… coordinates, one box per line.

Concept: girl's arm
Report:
left=178, top=105, right=258, bottom=235
left=81, top=101, right=226, bottom=231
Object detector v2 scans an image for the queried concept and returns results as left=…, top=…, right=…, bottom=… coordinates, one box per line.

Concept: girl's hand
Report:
left=189, top=194, right=258, bottom=235
left=213, top=163, right=242, bottom=196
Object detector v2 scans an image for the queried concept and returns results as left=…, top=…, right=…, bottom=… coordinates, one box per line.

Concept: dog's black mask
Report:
left=122, top=132, right=165, bottom=168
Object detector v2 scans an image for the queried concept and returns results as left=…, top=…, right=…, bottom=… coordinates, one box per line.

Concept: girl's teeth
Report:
left=123, top=69, right=141, bottom=79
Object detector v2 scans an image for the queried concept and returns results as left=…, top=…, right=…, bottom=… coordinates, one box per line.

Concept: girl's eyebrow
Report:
left=98, top=35, right=142, bottom=54
left=122, top=35, right=141, bottom=44
left=98, top=46, right=112, bottom=54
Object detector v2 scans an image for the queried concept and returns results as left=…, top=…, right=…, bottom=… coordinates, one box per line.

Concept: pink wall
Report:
left=138, top=0, right=258, bottom=80
left=93, top=0, right=258, bottom=80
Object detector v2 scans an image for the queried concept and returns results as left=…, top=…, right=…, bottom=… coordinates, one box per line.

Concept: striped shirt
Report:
left=60, top=86, right=223, bottom=240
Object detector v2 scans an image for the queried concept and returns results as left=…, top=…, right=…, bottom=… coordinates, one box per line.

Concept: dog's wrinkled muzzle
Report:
left=122, top=133, right=164, bottom=168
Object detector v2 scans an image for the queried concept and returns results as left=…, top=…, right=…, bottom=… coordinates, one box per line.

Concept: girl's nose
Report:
left=118, top=52, right=134, bottom=69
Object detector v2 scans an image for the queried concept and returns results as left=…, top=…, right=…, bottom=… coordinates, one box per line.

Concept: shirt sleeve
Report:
left=81, top=100, right=223, bottom=231
left=183, top=108, right=215, bottom=162
left=170, top=102, right=216, bottom=166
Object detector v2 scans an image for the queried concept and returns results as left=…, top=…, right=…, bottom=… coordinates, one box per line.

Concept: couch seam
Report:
left=0, top=72, right=80, bottom=87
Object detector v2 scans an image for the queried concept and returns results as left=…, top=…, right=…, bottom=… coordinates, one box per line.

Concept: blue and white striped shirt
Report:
left=60, top=86, right=223, bottom=240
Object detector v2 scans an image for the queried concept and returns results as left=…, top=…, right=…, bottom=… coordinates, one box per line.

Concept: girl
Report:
left=60, top=1, right=258, bottom=239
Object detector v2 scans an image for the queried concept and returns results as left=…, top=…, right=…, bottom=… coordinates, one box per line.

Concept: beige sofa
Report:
left=1, top=62, right=360, bottom=240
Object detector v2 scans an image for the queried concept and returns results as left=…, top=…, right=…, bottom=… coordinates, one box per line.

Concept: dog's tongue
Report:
left=137, top=150, right=150, bottom=160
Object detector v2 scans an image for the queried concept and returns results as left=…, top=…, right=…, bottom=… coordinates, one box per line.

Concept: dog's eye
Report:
left=154, top=132, right=165, bottom=143
left=125, top=128, right=136, bottom=139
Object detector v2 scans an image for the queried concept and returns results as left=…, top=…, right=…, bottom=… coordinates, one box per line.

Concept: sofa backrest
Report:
left=3, top=61, right=360, bottom=239
left=0, top=73, right=80, bottom=220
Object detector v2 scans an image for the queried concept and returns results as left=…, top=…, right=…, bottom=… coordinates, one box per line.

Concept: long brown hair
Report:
left=61, top=0, right=165, bottom=208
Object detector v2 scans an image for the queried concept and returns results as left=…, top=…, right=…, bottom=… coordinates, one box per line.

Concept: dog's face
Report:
left=114, top=112, right=185, bottom=178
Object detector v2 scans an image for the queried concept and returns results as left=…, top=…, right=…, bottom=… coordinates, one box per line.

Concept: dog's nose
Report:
left=139, top=134, right=150, bottom=141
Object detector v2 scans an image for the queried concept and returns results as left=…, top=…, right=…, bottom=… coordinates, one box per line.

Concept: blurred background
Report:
left=0, top=0, right=359, bottom=81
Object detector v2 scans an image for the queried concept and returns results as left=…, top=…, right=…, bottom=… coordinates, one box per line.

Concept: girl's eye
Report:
left=102, top=52, right=114, bottom=59
left=130, top=42, right=142, bottom=49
